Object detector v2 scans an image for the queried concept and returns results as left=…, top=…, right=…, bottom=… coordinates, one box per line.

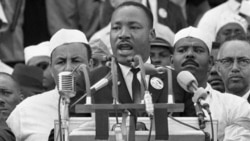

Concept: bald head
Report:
left=217, top=40, right=250, bottom=60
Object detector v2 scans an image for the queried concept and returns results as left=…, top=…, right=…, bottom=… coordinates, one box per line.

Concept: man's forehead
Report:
left=0, top=75, right=15, bottom=86
left=52, top=43, right=87, bottom=55
left=220, top=41, right=250, bottom=57
left=174, top=37, right=208, bottom=48
left=112, top=5, right=148, bottom=23
left=220, top=23, right=244, bottom=31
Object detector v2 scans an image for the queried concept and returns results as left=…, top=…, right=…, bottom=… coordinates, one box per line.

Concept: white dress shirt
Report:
left=119, top=59, right=150, bottom=99
left=7, top=89, right=60, bottom=141
left=203, top=84, right=250, bottom=141
left=242, top=89, right=250, bottom=100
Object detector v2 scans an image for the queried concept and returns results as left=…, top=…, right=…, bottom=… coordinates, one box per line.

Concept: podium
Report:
left=54, top=103, right=218, bottom=141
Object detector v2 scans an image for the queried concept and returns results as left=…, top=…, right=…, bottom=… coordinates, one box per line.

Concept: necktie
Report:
left=131, top=68, right=141, bottom=103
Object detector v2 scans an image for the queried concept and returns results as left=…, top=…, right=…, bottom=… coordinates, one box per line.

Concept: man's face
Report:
left=150, top=46, right=172, bottom=66
left=0, top=75, right=21, bottom=120
left=207, top=48, right=225, bottom=92
left=28, top=56, right=55, bottom=90
left=217, top=41, right=250, bottom=96
left=50, top=43, right=89, bottom=86
left=216, top=23, right=246, bottom=43
left=171, top=37, right=213, bottom=87
left=110, top=5, right=155, bottom=66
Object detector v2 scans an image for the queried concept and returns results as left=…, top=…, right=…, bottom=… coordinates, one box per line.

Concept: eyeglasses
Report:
left=216, top=57, right=250, bottom=68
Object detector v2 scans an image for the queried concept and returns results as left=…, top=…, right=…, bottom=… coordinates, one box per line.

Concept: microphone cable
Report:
left=147, top=115, right=154, bottom=141
left=57, top=95, right=63, bottom=141
left=208, top=112, right=214, bottom=141
left=168, top=115, right=207, bottom=135
left=202, top=101, right=214, bottom=141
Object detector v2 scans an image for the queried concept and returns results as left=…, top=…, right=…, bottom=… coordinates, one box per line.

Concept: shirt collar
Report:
left=242, top=88, right=250, bottom=100
left=119, top=57, right=151, bottom=76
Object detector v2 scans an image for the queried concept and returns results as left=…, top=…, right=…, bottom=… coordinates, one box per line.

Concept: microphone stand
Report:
left=60, top=94, right=71, bottom=141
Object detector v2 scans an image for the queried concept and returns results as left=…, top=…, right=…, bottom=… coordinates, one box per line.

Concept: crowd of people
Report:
left=1, top=0, right=250, bottom=141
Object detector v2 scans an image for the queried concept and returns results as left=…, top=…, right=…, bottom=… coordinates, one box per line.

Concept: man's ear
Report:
left=88, top=58, right=94, bottom=69
left=49, top=62, right=55, bottom=79
left=19, top=94, right=24, bottom=101
left=149, top=28, right=156, bottom=42
left=208, top=55, right=214, bottom=72
left=170, top=54, right=174, bottom=67
left=216, top=63, right=222, bottom=77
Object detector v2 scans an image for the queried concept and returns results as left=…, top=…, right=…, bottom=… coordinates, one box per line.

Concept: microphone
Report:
left=177, top=71, right=209, bottom=129
left=58, top=71, right=76, bottom=99
left=70, top=73, right=112, bottom=108
left=144, top=63, right=174, bottom=75
left=58, top=71, right=75, bottom=141
left=129, top=55, right=154, bottom=116
left=176, top=71, right=208, bottom=105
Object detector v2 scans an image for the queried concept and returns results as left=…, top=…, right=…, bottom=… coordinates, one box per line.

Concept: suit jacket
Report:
left=74, top=65, right=196, bottom=116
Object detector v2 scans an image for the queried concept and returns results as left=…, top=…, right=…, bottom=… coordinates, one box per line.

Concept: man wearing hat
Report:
left=7, top=28, right=92, bottom=141
left=150, top=37, right=173, bottom=66
left=215, top=13, right=248, bottom=44
left=24, top=41, right=56, bottom=91
left=208, top=13, right=247, bottom=92
left=150, top=27, right=174, bottom=67
left=171, top=26, right=250, bottom=141
left=12, top=64, right=44, bottom=98
left=198, top=0, right=250, bottom=41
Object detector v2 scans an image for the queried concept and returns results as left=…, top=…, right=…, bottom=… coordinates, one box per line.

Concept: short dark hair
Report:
left=114, top=1, right=154, bottom=28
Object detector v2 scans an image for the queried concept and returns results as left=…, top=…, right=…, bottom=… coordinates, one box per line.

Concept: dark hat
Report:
left=150, top=37, right=173, bottom=53
left=12, top=64, right=44, bottom=97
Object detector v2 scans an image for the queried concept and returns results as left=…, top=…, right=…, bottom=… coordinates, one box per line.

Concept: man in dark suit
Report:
left=75, top=2, right=195, bottom=116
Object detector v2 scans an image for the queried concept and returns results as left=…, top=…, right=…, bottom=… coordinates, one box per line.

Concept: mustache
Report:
left=182, top=59, right=199, bottom=67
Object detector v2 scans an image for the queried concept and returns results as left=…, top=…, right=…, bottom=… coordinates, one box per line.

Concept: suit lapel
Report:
left=148, top=73, right=166, bottom=102
left=117, top=65, right=133, bottom=103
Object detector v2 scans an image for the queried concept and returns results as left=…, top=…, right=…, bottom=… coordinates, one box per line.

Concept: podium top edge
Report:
left=74, top=103, right=184, bottom=113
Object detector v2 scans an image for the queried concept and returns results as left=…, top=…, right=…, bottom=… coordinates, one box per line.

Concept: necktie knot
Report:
left=130, top=68, right=140, bottom=75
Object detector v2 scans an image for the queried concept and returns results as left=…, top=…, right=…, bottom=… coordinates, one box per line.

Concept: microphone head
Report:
left=58, top=71, right=76, bottom=98
left=144, top=63, right=158, bottom=75
left=177, top=71, right=198, bottom=93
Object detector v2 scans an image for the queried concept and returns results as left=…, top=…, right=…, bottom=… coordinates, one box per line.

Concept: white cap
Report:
left=49, top=28, right=88, bottom=55
left=215, top=13, right=248, bottom=35
left=24, top=41, right=50, bottom=64
left=173, top=26, right=213, bottom=53
left=154, top=23, right=174, bottom=45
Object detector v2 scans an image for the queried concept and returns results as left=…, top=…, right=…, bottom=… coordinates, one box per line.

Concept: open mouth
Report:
left=182, top=60, right=199, bottom=67
left=117, top=43, right=133, bottom=55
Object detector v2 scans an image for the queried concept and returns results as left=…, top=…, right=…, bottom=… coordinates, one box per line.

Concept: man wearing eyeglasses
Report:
left=216, top=39, right=250, bottom=103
